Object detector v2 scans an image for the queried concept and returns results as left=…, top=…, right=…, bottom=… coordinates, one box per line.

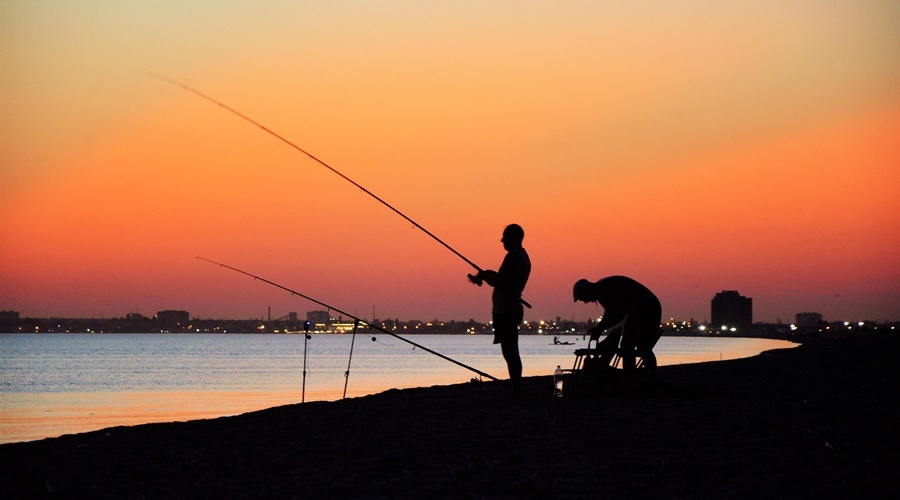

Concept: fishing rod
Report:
left=342, top=320, right=360, bottom=404
left=152, top=73, right=530, bottom=309
left=301, top=319, right=311, bottom=416
left=197, top=257, right=500, bottom=382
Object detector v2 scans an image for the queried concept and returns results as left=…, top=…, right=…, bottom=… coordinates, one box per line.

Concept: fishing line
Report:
left=197, top=257, right=500, bottom=382
left=370, top=336, right=394, bottom=348
left=152, top=73, right=530, bottom=308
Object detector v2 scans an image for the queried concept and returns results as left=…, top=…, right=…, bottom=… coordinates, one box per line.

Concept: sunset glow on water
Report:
left=0, top=334, right=795, bottom=444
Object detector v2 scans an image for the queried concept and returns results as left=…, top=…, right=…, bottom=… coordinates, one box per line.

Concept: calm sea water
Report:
left=0, top=333, right=795, bottom=444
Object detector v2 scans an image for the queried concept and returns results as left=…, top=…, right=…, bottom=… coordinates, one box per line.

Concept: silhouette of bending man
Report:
left=573, top=276, right=662, bottom=377
left=469, top=224, right=531, bottom=398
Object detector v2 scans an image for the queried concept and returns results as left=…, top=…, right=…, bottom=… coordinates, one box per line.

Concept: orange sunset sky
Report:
left=2, top=1, right=898, bottom=324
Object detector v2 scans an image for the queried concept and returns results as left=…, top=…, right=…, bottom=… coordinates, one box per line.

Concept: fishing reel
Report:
left=467, top=273, right=483, bottom=286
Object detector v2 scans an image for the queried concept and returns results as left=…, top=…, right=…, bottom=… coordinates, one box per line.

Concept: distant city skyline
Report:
left=2, top=296, right=892, bottom=326
left=4, top=307, right=893, bottom=343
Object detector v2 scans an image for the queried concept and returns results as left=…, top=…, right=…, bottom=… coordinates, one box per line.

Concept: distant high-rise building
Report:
left=0, top=311, right=20, bottom=324
left=306, top=310, right=331, bottom=329
left=796, top=312, right=823, bottom=328
left=157, top=310, right=190, bottom=328
left=711, top=291, right=752, bottom=331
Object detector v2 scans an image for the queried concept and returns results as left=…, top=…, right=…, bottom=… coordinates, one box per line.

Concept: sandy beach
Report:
left=1, top=333, right=897, bottom=498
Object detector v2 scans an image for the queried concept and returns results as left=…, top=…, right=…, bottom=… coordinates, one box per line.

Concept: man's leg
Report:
left=634, top=302, right=663, bottom=363
left=624, top=305, right=662, bottom=381
left=500, top=335, right=522, bottom=395
left=494, top=310, right=524, bottom=397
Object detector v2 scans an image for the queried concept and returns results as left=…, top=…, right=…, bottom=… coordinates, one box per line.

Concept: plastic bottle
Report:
left=553, top=365, right=564, bottom=397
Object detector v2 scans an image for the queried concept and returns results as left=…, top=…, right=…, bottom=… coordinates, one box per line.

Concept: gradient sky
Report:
left=2, top=1, right=898, bottom=324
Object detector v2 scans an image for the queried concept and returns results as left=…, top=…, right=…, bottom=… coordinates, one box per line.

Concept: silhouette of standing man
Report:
left=469, top=224, right=531, bottom=398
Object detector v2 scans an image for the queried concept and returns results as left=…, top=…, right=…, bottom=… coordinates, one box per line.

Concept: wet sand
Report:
left=1, top=333, right=897, bottom=498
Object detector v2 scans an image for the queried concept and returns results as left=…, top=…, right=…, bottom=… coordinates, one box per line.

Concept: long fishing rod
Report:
left=301, top=320, right=311, bottom=416
left=342, top=320, right=360, bottom=404
left=197, top=257, right=500, bottom=382
left=152, top=73, right=530, bottom=308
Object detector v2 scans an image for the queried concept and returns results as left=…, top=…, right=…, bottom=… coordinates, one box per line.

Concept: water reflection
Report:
left=0, top=334, right=795, bottom=443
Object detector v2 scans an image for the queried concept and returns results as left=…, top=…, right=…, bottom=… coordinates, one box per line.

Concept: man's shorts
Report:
left=492, top=309, right=524, bottom=345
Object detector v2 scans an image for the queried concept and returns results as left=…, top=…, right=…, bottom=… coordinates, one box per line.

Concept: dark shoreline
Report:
left=2, top=334, right=897, bottom=498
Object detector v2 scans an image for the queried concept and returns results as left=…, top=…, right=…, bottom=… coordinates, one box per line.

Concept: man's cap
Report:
left=573, top=279, right=590, bottom=302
